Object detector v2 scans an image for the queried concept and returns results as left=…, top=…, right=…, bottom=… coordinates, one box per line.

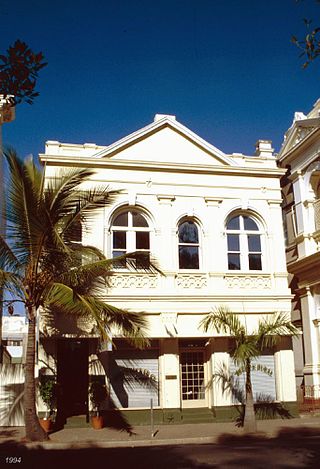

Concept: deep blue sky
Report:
left=1, top=0, right=320, bottom=158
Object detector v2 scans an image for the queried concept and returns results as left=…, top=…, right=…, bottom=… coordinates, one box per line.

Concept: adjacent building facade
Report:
left=278, top=99, right=320, bottom=399
left=37, top=114, right=296, bottom=423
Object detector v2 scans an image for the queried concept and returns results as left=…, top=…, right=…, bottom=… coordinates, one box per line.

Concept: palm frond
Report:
left=45, top=168, right=96, bottom=216
left=86, top=298, right=149, bottom=348
left=4, top=148, right=47, bottom=265
left=0, top=235, right=21, bottom=272
left=44, top=283, right=149, bottom=346
left=0, top=270, right=24, bottom=301
left=112, top=251, right=163, bottom=275
left=232, top=340, right=259, bottom=365
left=45, top=170, right=118, bottom=230
left=256, top=312, right=299, bottom=349
left=200, top=306, right=245, bottom=336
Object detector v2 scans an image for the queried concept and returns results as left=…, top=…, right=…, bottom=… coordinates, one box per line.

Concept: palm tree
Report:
left=0, top=149, right=159, bottom=441
left=200, top=306, right=298, bottom=433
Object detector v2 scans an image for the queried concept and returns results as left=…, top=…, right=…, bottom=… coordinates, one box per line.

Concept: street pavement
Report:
left=1, top=415, right=320, bottom=448
left=1, top=416, right=320, bottom=468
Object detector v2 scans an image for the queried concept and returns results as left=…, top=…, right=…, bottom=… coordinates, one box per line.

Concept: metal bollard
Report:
left=150, top=398, right=154, bottom=438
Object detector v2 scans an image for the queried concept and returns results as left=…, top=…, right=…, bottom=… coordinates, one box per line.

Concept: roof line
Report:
left=91, top=116, right=239, bottom=167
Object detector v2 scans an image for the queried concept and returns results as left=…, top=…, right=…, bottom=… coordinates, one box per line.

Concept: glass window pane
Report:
left=132, top=211, right=148, bottom=227
left=112, top=251, right=127, bottom=269
left=243, top=216, right=259, bottom=231
left=179, top=246, right=199, bottom=269
left=249, top=254, right=262, bottom=270
left=112, top=250, right=126, bottom=258
left=113, top=231, right=126, bottom=249
left=248, top=234, right=261, bottom=252
left=136, top=232, right=150, bottom=249
left=228, top=254, right=240, bottom=270
left=178, top=221, right=199, bottom=243
left=227, top=234, right=240, bottom=251
left=113, top=212, right=128, bottom=226
left=227, top=216, right=240, bottom=230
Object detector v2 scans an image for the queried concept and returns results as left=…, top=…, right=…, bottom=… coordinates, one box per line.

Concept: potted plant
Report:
left=89, top=381, right=107, bottom=429
left=38, top=378, right=57, bottom=432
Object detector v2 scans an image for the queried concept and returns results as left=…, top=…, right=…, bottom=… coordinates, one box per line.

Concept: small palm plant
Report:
left=89, top=380, right=108, bottom=429
left=200, top=306, right=298, bottom=433
left=39, top=378, right=57, bottom=419
left=89, top=381, right=107, bottom=417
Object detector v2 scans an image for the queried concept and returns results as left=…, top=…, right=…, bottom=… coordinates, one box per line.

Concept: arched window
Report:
left=111, top=209, right=150, bottom=263
left=178, top=220, right=200, bottom=269
left=226, top=214, right=262, bottom=271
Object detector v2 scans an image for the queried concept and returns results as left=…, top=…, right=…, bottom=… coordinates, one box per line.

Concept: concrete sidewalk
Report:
left=1, top=415, right=320, bottom=449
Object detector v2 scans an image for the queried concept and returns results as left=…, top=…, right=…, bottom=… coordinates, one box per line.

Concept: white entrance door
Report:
left=180, top=350, right=207, bottom=408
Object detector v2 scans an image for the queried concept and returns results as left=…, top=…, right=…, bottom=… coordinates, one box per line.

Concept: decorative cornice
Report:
left=40, top=155, right=286, bottom=177
left=287, top=251, right=320, bottom=285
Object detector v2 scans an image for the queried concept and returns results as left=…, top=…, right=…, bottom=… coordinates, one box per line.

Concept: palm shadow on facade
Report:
left=209, top=363, right=293, bottom=428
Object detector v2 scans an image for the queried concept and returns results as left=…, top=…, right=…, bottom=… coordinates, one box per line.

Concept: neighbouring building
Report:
left=36, top=114, right=296, bottom=425
left=278, top=99, right=320, bottom=400
left=2, top=315, right=27, bottom=364
left=0, top=315, right=26, bottom=426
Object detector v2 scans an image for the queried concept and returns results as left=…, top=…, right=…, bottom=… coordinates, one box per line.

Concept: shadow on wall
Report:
left=208, top=364, right=294, bottom=427
left=97, top=350, right=158, bottom=409
left=0, top=364, right=24, bottom=426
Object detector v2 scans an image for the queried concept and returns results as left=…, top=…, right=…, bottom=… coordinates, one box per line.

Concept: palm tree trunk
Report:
left=24, top=305, right=48, bottom=441
left=243, top=358, right=257, bottom=433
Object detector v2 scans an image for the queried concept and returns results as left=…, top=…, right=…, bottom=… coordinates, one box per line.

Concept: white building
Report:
left=2, top=315, right=27, bottom=364
left=39, top=114, right=296, bottom=424
left=278, top=99, right=320, bottom=399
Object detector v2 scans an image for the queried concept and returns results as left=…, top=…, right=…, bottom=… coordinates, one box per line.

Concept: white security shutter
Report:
left=109, top=350, right=159, bottom=408
left=229, top=355, right=276, bottom=403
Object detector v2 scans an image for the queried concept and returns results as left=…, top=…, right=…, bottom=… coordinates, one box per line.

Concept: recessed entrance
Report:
left=57, top=339, right=89, bottom=420
left=180, top=349, right=206, bottom=408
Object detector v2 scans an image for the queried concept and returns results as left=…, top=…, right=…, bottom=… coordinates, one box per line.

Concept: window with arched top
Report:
left=178, top=219, right=200, bottom=269
left=226, top=214, right=262, bottom=271
left=111, top=209, right=150, bottom=262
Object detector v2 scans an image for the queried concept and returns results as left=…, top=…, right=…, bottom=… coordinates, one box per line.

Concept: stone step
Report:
left=64, top=415, right=90, bottom=428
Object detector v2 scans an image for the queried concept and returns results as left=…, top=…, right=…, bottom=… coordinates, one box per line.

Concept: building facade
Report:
left=38, top=114, right=296, bottom=423
left=2, top=316, right=27, bottom=364
left=278, top=99, right=320, bottom=399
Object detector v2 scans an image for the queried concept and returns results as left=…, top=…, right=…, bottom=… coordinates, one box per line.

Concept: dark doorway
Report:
left=57, top=339, right=89, bottom=421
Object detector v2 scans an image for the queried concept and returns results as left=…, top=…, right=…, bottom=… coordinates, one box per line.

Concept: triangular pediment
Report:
left=93, top=116, right=238, bottom=167
left=278, top=114, right=320, bottom=161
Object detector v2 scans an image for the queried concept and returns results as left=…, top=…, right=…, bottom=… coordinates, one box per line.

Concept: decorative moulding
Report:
left=175, top=274, right=207, bottom=289
left=204, top=197, right=223, bottom=207
left=224, top=274, right=272, bottom=289
left=157, top=195, right=176, bottom=205
left=108, top=273, right=158, bottom=289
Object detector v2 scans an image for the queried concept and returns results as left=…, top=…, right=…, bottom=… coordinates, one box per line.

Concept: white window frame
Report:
left=177, top=219, right=201, bottom=270
left=111, top=209, right=151, bottom=264
left=226, top=214, right=264, bottom=271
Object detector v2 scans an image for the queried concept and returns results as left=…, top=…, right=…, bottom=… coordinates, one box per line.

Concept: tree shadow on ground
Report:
left=1, top=427, right=320, bottom=469
left=0, top=443, right=214, bottom=469
left=101, top=397, right=136, bottom=434
left=0, top=428, right=21, bottom=439
left=217, top=425, right=320, bottom=467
